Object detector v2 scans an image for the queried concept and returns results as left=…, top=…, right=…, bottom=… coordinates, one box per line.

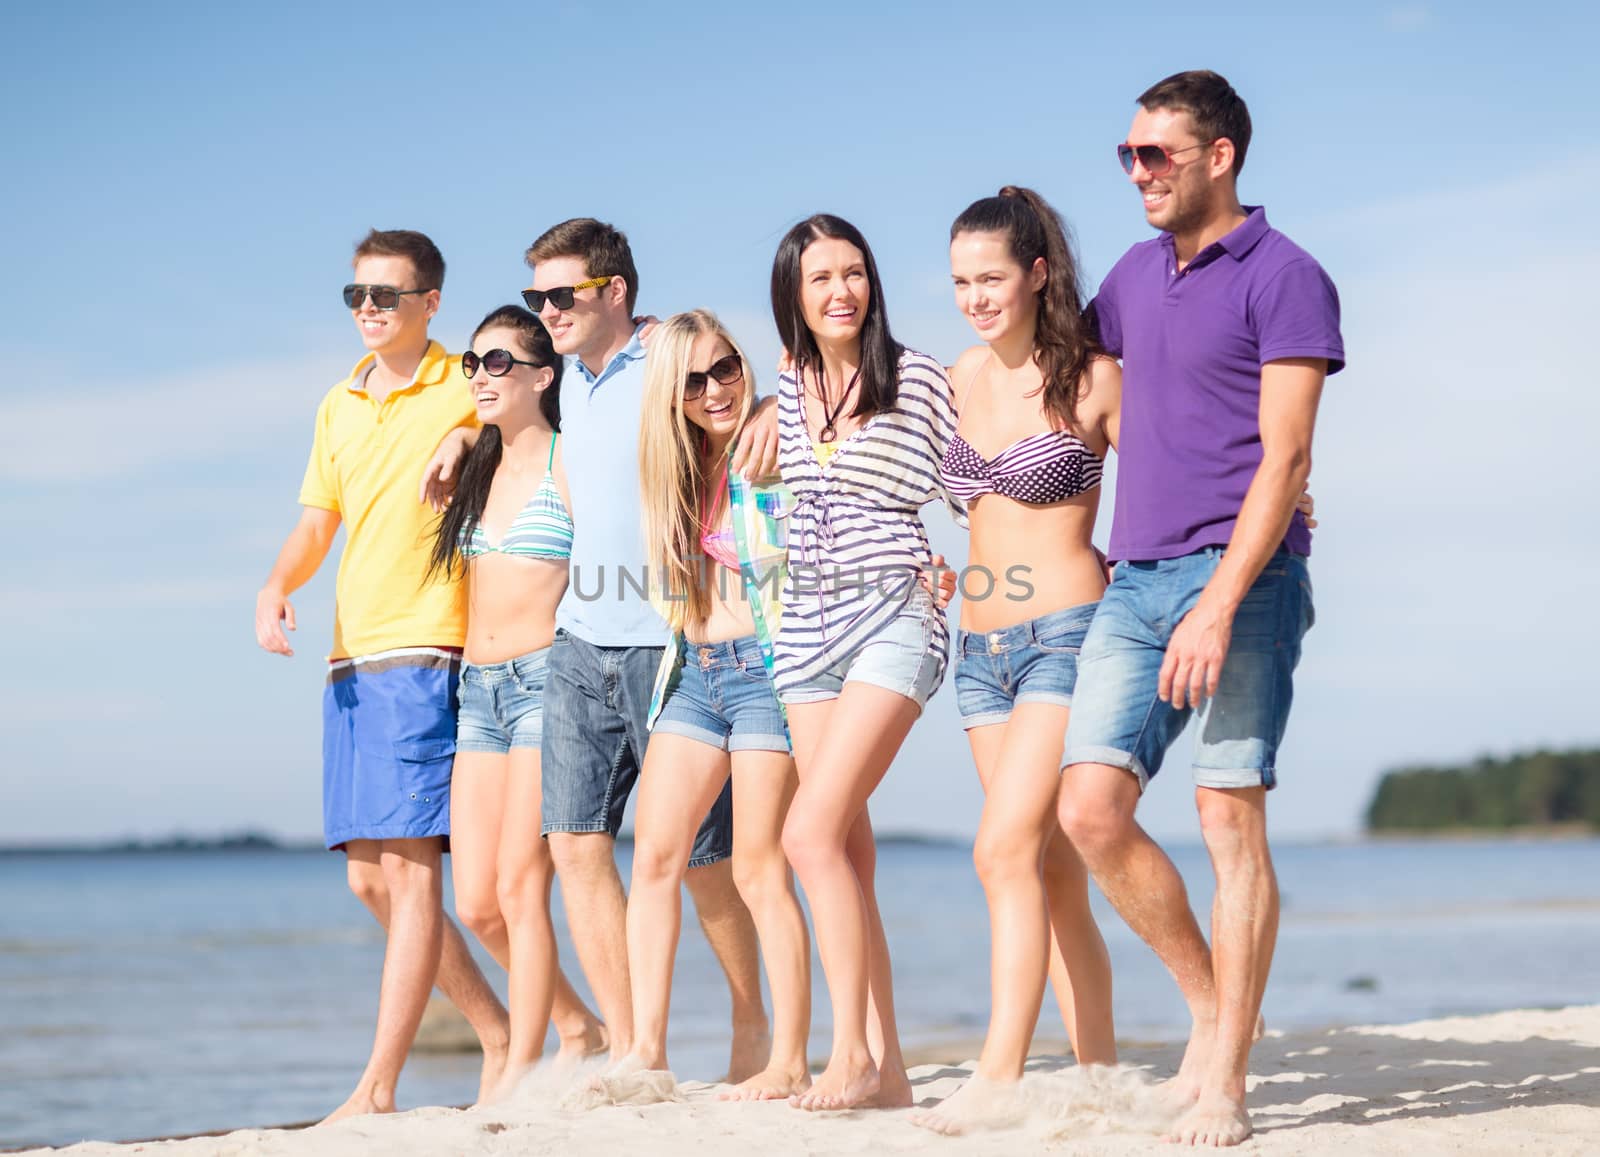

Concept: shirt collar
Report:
left=1160, top=205, right=1270, bottom=267
left=569, top=323, right=648, bottom=386
left=339, top=339, right=452, bottom=394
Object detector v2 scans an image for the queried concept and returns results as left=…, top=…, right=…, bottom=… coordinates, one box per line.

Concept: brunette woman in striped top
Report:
left=770, top=214, right=957, bottom=1111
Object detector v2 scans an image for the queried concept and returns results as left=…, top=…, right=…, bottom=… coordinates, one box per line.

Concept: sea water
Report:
left=2, top=837, right=1598, bottom=1148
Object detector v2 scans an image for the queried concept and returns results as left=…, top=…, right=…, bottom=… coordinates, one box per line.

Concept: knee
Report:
left=972, top=824, right=1039, bottom=891
left=346, top=864, right=386, bottom=911
left=731, top=850, right=790, bottom=911
left=630, top=837, right=687, bottom=891
left=547, top=832, right=611, bottom=882
left=780, top=808, right=837, bottom=877
left=456, top=890, right=506, bottom=942
left=1057, top=784, right=1136, bottom=861
left=494, top=853, right=552, bottom=923
left=1196, top=791, right=1268, bottom=864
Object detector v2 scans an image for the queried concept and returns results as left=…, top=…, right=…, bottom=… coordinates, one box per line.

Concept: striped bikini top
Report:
left=460, top=434, right=574, bottom=561
left=940, top=427, right=1104, bottom=506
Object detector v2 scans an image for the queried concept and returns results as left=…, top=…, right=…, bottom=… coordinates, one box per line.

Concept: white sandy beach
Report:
left=24, top=1005, right=1600, bottom=1156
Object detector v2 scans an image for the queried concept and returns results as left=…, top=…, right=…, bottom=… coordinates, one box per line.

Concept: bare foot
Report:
left=1154, top=1016, right=1215, bottom=1122
left=910, top=1075, right=1026, bottom=1136
left=571, top=1054, right=681, bottom=1109
left=724, top=1020, right=773, bottom=1084
left=477, top=1040, right=511, bottom=1105
left=1164, top=1094, right=1251, bottom=1147
left=718, top=1063, right=811, bottom=1101
left=556, top=1019, right=609, bottom=1067
left=868, top=1059, right=913, bottom=1109
left=318, top=1090, right=394, bottom=1125
left=789, top=1053, right=879, bottom=1112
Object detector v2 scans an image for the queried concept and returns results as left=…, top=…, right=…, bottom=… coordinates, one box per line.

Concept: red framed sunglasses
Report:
left=1117, top=140, right=1213, bottom=177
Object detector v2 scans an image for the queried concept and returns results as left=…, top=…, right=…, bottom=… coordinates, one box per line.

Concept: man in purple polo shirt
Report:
left=1057, top=71, right=1343, bottom=1147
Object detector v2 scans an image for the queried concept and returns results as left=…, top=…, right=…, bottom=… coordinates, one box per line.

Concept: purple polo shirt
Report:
left=1090, top=206, right=1344, bottom=561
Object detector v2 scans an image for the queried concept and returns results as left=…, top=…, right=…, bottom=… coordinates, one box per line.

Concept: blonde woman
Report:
left=596, top=310, right=813, bottom=1101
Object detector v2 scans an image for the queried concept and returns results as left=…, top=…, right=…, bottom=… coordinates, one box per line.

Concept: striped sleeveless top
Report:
left=773, top=349, right=957, bottom=694
left=460, top=434, right=573, bottom=561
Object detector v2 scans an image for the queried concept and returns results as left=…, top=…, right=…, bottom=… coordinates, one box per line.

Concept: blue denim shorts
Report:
left=780, top=589, right=946, bottom=710
left=654, top=635, right=790, bottom=753
left=954, top=600, right=1099, bottom=729
left=542, top=630, right=732, bottom=867
left=1062, top=547, right=1314, bottom=791
left=456, top=648, right=548, bottom=754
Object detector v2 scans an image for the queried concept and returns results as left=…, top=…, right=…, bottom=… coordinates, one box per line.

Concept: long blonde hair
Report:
left=639, top=310, right=757, bottom=631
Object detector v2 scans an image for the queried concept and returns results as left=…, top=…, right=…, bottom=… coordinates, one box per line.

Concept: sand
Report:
left=22, top=1005, right=1600, bottom=1156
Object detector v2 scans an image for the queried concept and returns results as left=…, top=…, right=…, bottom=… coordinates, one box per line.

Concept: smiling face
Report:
left=950, top=229, right=1046, bottom=345
left=350, top=254, right=436, bottom=353
left=798, top=237, right=870, bottom=347
left=528, top=254, right=620, bottom=358
left=1125, top=105, right=1222, bottom=236
left=680, top=332, right=747, bottom=446
left=467, top=324, right=552, bottom=428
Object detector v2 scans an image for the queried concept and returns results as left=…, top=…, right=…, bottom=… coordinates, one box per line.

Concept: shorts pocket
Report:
left=1035, top=625, right=1086, bottom=655
left=395, top=738, right=454, bottom=804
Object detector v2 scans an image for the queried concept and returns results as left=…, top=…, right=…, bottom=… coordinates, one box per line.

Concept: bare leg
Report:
left=682, top=855, right=769, bottom=1084
left=847, top=809, right=912, bottom=1108
left=1058, top=764, right=1215, bottom=1114
left=1041, top=831, right=1116, bottom=1063
left=720, top=750, right=811, bottom=1101
left=547, top=831, right=633, bottom=1061
left=322, top=838, right=447, bottom=1122
left=620, top=735, right=737, bottom=1075
left=915, top=706, right=1113, bottom=1135
left=493, top=747, right=604, bottom=1093
left=1165, top=787, right=1276, bottom=1147
left=782, top=688, right=920, bottom=1111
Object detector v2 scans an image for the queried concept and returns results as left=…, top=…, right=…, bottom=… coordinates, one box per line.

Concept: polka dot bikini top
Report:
left=940, top=427, right=1104, bottom=506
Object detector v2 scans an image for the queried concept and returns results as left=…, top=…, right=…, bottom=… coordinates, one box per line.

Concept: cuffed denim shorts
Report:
left=779, top=588, right=946, bottom=711
left=1062, top=547, right=1314, bottom=791
left=655, top=635, right=790, bottom=753
left=542, top=630, right=732, bottom=867
left=455, top=648, right=548, bottom=754
left=954, top=600, right=1099, bottom=729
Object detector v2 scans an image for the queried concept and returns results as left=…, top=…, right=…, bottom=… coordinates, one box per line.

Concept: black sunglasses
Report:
left=1116, top=140, right=1213, bottom=177
left=684, top=353, right=744, bottom=400
left=521, top=276, right=613, bottom=313
left=343, top=283, right=431, bottom=311
left=461, top=349, right=543, bottom=378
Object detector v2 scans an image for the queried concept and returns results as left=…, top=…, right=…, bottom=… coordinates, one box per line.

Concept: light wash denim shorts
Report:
left=455, top=648, right=549, bottom=754
left=954, top=600, right=1099, bottom=729
left=1062, top=547, right=1314, bottom=791
left=779, top=588, right=946, bottom=710
left=654, top=634, right=789, bottom=753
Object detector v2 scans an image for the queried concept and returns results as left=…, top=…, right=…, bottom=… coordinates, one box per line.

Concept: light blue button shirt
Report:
left=555, top=325, right=671, bottom=647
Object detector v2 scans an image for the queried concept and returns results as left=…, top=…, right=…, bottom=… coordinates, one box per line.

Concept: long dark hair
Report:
left=427, top=305, right=562, bottom=582
left=770, top=214, right=903, bottom=419
left=950, top=186, right=1100, bottom=430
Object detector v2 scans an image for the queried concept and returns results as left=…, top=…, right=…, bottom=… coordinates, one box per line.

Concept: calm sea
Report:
left=3, top=837, right=1598, bottom=1149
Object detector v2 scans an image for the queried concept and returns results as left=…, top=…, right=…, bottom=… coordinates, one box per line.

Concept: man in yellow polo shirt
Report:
left=254, top=229, right=510, bottom=1120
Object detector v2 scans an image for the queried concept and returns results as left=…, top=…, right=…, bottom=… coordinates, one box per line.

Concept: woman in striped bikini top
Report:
left=939, top=426, right=1104, bottom=507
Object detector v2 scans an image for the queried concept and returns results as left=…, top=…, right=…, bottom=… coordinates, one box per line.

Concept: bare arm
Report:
left=1159, top=357, right=1325, bottom=708
left=420, top=425, right=481, bottom=511
left=730, top=395, right=781, bottom=482
left=255, top=505, right=342, bottom=656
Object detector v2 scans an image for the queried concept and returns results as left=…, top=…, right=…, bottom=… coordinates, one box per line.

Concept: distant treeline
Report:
left=1366, top=747, right=1600, bottom=832
left=0, top=831, right=308, bottom=856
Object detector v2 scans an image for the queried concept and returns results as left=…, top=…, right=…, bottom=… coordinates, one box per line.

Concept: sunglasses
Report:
left=521, top=276, right=613, bottom=313
left=1116, top=140, right=1213, bottom=177
left=461, top=349, right=543, bottom=378
left=343, top=283, right=431, bottom=311
left=683, top=353, right=744, bottom=401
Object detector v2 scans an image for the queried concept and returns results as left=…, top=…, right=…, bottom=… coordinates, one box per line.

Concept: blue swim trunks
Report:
left=321, top=648, right=460, bottom=850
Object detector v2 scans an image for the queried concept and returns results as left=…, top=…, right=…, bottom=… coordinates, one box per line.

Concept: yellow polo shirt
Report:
left=298, top=340, right=477, bottom=660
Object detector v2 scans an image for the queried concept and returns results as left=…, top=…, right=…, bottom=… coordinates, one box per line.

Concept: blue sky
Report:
left=4, top=0, right=1595, bottom=843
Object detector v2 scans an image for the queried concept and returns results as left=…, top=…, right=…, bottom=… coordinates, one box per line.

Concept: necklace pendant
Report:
left=819, top=424, right=836, bottom=443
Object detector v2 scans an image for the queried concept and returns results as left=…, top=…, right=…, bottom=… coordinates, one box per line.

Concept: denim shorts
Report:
left=542, top=630, right=732, bottom=867
left=1062, top=547, right=1314, bottom=791
left=654, top=635, right=790, bottom=753
left=456, top=648, right=548, bottom=754
left=779, top=588, right=946, bottom=710
left=954, top=600, right=1099, bottom=730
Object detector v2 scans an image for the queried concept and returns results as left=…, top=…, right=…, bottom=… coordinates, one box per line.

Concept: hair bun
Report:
left=998, top=185, right=1022, bottom=199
